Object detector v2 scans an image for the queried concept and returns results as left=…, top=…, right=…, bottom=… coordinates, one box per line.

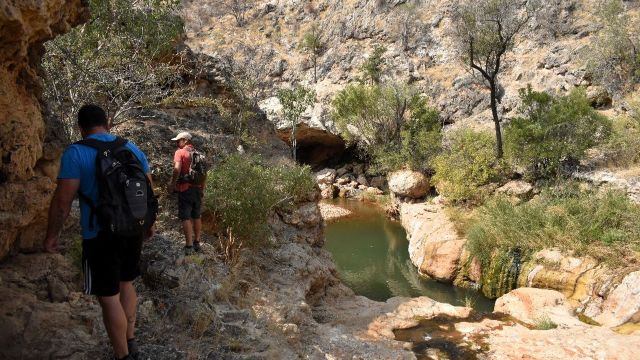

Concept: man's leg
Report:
left=182, top=219, right=193, bottom=246
left=193, top=218, right=202, bottom=243
left=98, top=295, right=129, bottom=358
left=119, top=281, right=137, bottom=340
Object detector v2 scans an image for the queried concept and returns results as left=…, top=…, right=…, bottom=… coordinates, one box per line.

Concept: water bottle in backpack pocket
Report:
left=77, top=137, right=158, bottom=238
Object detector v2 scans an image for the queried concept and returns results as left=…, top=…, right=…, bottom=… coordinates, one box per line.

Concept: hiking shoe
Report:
left=184, top=246, right=194, bottom=256
left=193, top=241, right=201, bottom=252
left=127, top=338, right=140, bottom=360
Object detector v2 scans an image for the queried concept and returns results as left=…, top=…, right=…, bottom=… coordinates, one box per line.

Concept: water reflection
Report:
left=324, top=199, right=494, bottom=312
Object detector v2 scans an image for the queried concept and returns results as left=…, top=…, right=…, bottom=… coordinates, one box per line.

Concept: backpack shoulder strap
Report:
left=75, top=137, right=128, bottom=152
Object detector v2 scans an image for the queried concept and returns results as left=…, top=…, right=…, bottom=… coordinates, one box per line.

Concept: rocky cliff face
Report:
left=0, top=0, right=89, bottom=259
left=187, top=0, right=606, bottom=145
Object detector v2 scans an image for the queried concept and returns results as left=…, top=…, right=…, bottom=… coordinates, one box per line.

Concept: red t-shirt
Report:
left=174, top=144, right=195, bottom=192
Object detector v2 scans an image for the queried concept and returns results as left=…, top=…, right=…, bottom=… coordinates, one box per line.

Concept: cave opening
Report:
left=277, top=124, right=358, bottom=171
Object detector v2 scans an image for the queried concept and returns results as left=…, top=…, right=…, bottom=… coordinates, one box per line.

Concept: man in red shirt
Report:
left=169, top=132, right=203, bottom=255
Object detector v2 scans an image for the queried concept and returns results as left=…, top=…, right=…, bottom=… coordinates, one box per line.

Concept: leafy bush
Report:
left=505, top=87, right=611, bottom=179
left=360, top=45, right=387, bottom=85
left=432, top=129, right=502, bottom=203
left=466, top=186, right=640, bottom=266
left=203, top=155, right=315, bottom=247
left=43, top=0, right=186, bottom=140
left=332, top=83, right=441, bottom=173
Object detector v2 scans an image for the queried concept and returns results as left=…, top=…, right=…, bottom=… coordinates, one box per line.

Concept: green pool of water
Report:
left=324, top=199, right=494, bottom=312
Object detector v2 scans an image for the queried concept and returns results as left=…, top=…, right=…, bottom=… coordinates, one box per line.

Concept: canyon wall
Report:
left=0, top=0, right=89, bottom=259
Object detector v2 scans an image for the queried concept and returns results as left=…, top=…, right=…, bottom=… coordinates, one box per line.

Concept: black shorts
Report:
left=178, top=187, right=202, bottom=220
left=82, top=231, right=143, bottom=297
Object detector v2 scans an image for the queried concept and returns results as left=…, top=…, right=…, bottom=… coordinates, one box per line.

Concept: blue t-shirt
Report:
left=57, top=133, right=151, bottom=239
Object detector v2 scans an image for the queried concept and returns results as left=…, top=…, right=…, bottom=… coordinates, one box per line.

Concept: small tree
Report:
left=397, top=4, right=419, bottom=51
left=452, top=0, right=537, bottom=159
left=584, top=0, right=640, bottom=94
left=299, top=23, right=325, bottom=83
left=43, top=0, right=185, bottom=140
left=332, top=83, right=441, bottom=172
left=360, top=45, right=387, bottom=85
left=227, top=0, right=250, bottom=27
left=277, top=86, right=316, bottom=162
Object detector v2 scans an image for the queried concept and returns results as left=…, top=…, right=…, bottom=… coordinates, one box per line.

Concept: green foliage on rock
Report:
left=466, top=185, right=640, bottom=268
left=360, top=45, right=387, bottom=85
left=432, top=129, right=502, bottom=203
left=505, top=87, right=612, bottom=179
left=203, top=154, right=315, bottom=247
left=601, top=92, right=640, bottom=166
left=43, top=0, right=186, bottom=140
left=332, top=83, right=441, bottom=173
left=299, top=23, right=324, bottom=83
left=584, top=0, right=640, bottom=94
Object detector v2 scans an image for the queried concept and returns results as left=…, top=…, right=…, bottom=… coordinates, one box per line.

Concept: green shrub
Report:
left=466, top=186, right=640, bottom=267
left=203, top=155, right=315, bottom=247
left=602, top=92, right=640, bottom=166
left=432, top=129, right=502, bottom=203
left=332, top=83, right=441, bottom=173
left=505, top=86, right=612, bottom=179
left=43, top=0, right=186, bottom=140
left=532, top=315, right=558, bottom=330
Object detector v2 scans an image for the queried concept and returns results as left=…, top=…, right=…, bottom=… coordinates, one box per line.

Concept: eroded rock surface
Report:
left=389, top=170, right=430, bottom=200
left=400, top=202, right=464, bottom=282
left=0, top=0, right=89, bottom=259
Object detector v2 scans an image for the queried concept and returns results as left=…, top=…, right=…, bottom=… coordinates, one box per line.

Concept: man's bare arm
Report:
left=44, top=179, right=80, bottom=253
left=168, top=160, right=181, bottom=193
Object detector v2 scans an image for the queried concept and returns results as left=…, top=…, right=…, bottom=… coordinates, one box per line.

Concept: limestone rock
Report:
left=320, top=184, right=338, bottom=199
left=496, top=180, right=534, bottom=197
left=370, top=176, right=386, bottom=190
left=0, top=0, right=89, bottom=259
left=419, top=239, right=466, bottom=282
left=315, top=168, right=337, bottom=185
left=388, top=170, right=429, bottom=199
left=595, top=271, right=640, bottom=327
left=318, top=202, right=352, bottom=221
left=400, top=202, right=464, bottom=282
left=495, top=288, right=584, bottom=328
left=356, top=174, right=369, bottom=187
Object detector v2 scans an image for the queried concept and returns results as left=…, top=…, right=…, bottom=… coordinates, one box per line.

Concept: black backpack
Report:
left=180, top=147, right=209, bottom=185
left=76, top=137, right=158, bottom=237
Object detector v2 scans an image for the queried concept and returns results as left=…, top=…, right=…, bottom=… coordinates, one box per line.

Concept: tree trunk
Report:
left=313, top=55, right=317, bottom=83
left=291, top=123, right=297, bottom=162
left=489, top=81, right=504, bottom=159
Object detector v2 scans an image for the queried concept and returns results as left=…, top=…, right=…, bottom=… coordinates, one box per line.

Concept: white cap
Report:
left=171, top=131, right=192, bottom=141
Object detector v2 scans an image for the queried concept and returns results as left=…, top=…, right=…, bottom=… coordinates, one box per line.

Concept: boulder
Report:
left=388, top=170, right=429, bottom=199
left=316, top=168, right=337, bottom=185
left=495, top=288, right=584, bottom=328
left=400, top=203, right=465, bottom=282
left=320, top=184, right=338, bottom=199
left=336, top=167, right=349, bottom=177
left=336, top=176, right=351, bottom=185
left=370, top=176, right=386, bottom=190
left=496, top=180, right=534, bottom=197
left=356, top=174, right=369, bottom=187
left=419, top=239, right=466, bottom=282
left=594, top=271, right=640, bottom=327
left=365, top=187, right=383, bottom=195
left=352, top=163, right=365, bottom=176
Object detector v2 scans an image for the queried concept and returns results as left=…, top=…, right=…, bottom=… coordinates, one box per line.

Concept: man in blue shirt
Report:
left=44, top=104, right=152, bottom=360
